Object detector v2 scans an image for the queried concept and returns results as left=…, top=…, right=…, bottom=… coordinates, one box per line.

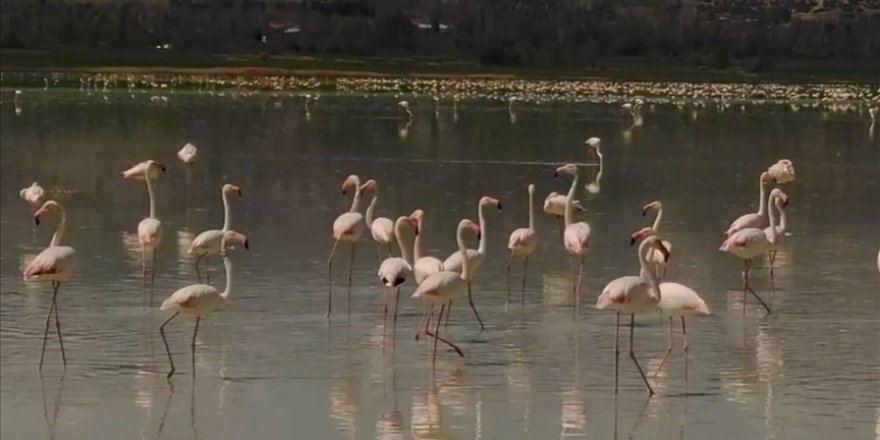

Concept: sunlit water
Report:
left=1, top=88, right=878, bottom=439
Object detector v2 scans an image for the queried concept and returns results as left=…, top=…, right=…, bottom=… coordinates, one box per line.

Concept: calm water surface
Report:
left=1, top=89, right=879, bottom=439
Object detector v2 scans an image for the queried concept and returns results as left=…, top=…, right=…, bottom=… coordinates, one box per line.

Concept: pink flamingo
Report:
left=631, top=228, right=710, bottom=378
left=554, top=164, right=591, bottom=317
left=23, top=200, right=78, bottom=370
left=719, top=188, right=788, bottom=314
left=188, top=184, right=246, bottom=283
left=639, top=201, right=672, bottom=279
left=134, top=160, right=164, bottom=308
left=410, top=209, right=444, bottom=341
left=327, top=174, right=367, bottom=316
left=596, top=234, right=669, bottom=395
left=362, top=180, right=395, bottom=260
left=159, top=230, right=246, bottom=378
left=412, top=219, right=481, bottom=361
left=724, top=171, right=775, bottom=236
left=442, top=196, right=502, bottom=330
left=507, top=184, right=538, bottom=308
left=20, top=182, right=45, bottom=208
left=764, top=194, right=789, bottom=276
left=376, top=216, right=418, bottom=331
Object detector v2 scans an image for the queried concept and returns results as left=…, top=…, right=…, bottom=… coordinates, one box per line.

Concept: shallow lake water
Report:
left=1, top=88, right=879, bottom=439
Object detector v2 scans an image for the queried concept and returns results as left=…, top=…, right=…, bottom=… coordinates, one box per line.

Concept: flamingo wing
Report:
left=414, top=257, right=443, bottom=284
left=508, top=228, right=537, bottom=252
left=371, top=217, right=395, bottom=243
left=378, top=257, right=412, bottom=286
left=160, top=283, right=220, bottom=312
left=725, top=213, right=763, bottom=236
left=189, top=229, right=223, bottom=255
left=333, top=212, right=364, bottom=240
left=596, top=276, right=647, bottom=309
left=23, top=246, right=77, bottom=280
left=564, top=222, right=591, bottom=254
left=412, top=271, right=466, bottom=301
left=442, top=249, right=481, bottom=274
left=138, top=218, right=163, bottom=245
left=658, top=282, right=710, bottom=315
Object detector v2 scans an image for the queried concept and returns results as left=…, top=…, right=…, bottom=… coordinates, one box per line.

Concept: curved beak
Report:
left=553, top=171, right=558, bottom=178
left=497, top=202, right=503, bottom=212
left=34, top=216, right=40, bottom=226
left=629, top=236, right=637, bottom=246
left=237, top=188, right=243, bottom=197
left=641, top=209, right=647, bottom=217
left=243, top=239, right=250, bottom=250
left=157, top=162, right=167, bottom=173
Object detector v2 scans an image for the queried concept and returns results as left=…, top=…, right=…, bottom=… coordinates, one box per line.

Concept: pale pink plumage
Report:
left=724, top=171, right=773, bottom=236
left=657, top=282, right=710, bottom=316
left=138, top=217, right=163, bottom=249
left=596, top=275, right=658, bottom=313
left=414, top=257, right=444, bottom=284
left=161, top=283, right=224, bottom=315
left=542, top=192, right=585, bottom=217
left=333, top=212, right=365, bottom=241
left=121, top=160, right=165, bottom=180
left=564, top=223, right=591, bottom=256
left=23, top=246, right=77, bottom=282
left=508, top=228, right=537, bottom=256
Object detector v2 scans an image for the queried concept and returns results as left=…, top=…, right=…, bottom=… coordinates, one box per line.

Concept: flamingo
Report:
left=361, top=179, right=395, bottom=260
left=412, top=219, right=481, bottom=361
left=596, top=235, right=669, bottom=395
left=188, top=184, right=245, bottom=283
left=630, top=228, right=710, bottom=378
left=724, top=171, right=775, bottom=236
left=136, top=160, right=164, bottom=307
left=442, top=196, right=502, bottom=330
left=398, top=101, right=412, bottom=120
left=764, top=192, right=789, bottom=276
left=719, top=188, right=788, bottom=315
left=554, top=163, right=592, bottom=317
left=376, top=216, right=418, bottom=331
left=410, top=209, right=444, bottom=340
left=639, top=201, right=673, bottom=279
left=159, top=230, right=246, bottom=378
left=24, top=201, right=78, bottom=370
left=177, top=142, right=198, bottom=164
left=327, top=174, right=367, bottom=317
left=20, top=182, right=45, bottom=207
left=584, top=137, right=604, bottom=194
left=767, top=159, right=795, bottom=184
left=506, top=184, right=538, bottom=308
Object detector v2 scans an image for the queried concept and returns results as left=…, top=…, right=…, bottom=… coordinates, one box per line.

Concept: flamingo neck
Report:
left=50, top=206, right=67, bottom=247
left=145, top=170, right=157, bottom=219
left=527, top=189, right=535, bottom=231
left=366, top=192, right=379, bottom=226
left=477, top=203, right=487, bottom=254
left=766, top=194, right=778, bottom=243
left=652, top=207, right=663, bottom=232
left=756, top=173, right=769, bottom=217
left=394, top=218, right=412, bottom=265
left=457, top=224, right=471, bottom=281
left=564, top=171, right=579, bottom=227
left=413, top=217, right=425, bottom=261
left=349, top=177, right=363, bottom=213
left=219, top=235, right=233, bottom=301
left=775, top=200, right=787, bottom=234
left=221, top=189, right=231, bottom=231
left=637, top=239, right=661, bottom=297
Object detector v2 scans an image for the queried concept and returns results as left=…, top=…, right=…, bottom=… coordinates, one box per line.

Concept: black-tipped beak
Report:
left=641, top=209, right=647, bottom=217
left=237, top=189, right=243, bottom=197
left=243, top=240, right=250, bottom=250
left=476, top=232, right=482, bottom=241
left=553, top=172, right=558, bottom=178
left=629, top=237, right=636, bottom=246
left=497, top=203, right=503, bottom=211
left=782, top=198, right=789, bottom=208
left=159, top=164, right=167, bottom=173
left=341, top=190, right=347, bottom=195
left=34, top=217, right=40, bottom=226
left=414, top=226, right=420, bottom=236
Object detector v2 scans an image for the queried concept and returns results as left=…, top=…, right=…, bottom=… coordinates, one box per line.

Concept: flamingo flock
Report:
left=27, top=126, right=871, bottom=398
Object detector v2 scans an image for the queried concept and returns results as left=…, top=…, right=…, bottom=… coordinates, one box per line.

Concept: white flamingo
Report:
left=412, top=219, right=481, bottom=361
left=764, top=194, right=789, bottom=276
left=554, top=163, right=592, bottom=316
left=327, top=174, right=367, bottom=316
left=724, top=171, right=775, bottom=236
left=24, top=201, right=78, bottom=370
left=159, top=230, right=245, bottom=378
left=442, top=196, right=502, bottom=330
left=20, top=182, right=45, bottom=208
left=177, top=142, right=198, bottom=164
left=188, top=184, right=245, bottom=283
left=410, top=209, right=444, bottom=341
left=639, top=201, right=673, bottom=279
left=596, top=235, right=669, bottom=395
left=376, top=216, right=418, bottom=331
left=136, top=160, right=164, bottom=307
left=362, top=179, right=395, bottom=260
left=719, top=188, right=788, bottom=314
left=506, top=184, right=538, bottom=307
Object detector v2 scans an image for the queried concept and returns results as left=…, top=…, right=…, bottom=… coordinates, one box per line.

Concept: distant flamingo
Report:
left=719, top=188, right=788, bottom=314
left=362, top=179, right=395, bottom=260
left=584, top=137, right=604, bottom=194
left=376, top=216, right=417, bottom=331
left=764, top=194, right=789, bottom=276
left=410, top=209, right=444, bottom=340
left=135, top=160, right=164, bottom=307
left=639, top=201, right=673, bottom=279
left=631, top=228, right=710, bottom=378
left=596, top=235, right=669, bottom=395
left=398, top=101, right=412, bottom=120
left=724, top=171, right=775, bottom=236
left=412, top=219, right=481, bottom=361
left=159, top=230, right=245, bottom=378
left=188, top=184, right=245, bottom=283
left=20, top=182, right=45, bottom=208
left=177, top=142, right=198, bottom=164
left=506, top=184, right=538, bottom=307
left=554, top=163, right=592, bottom=316
left=442, top=196, right=502, bottom=330
left=23, top=200, right=78, bottom=370
left=327, top=174, right=367, bottom=317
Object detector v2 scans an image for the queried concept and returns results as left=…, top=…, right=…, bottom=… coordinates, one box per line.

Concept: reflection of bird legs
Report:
left=40, top=373, right=65, bottom=440
left=157, top=382, right=175, bottom=439
left=652, top=317, right=689, bottom=379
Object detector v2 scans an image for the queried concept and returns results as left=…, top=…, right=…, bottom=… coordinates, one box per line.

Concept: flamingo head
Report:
left=223, top=183, right=243, bottom=197
left=770, top=188, right=789, bottom=208
left=341, top=174, right=360, bottom=195
left=397, top=216, right=419, bottom=235
left=33, top=200, right=61, bottom=226
left=554, top=163, right=578, bottom=178
left=408, top=209, right=425, bottom=223
left=459, top=219, right=481, bottom=241
left=622, top=103, right=632, bottom=110
left=584, top=137, right=601, bottom=149
left=641, top=200, right=662, bottom=217
left=527, top=184, right=535, bottom=195
left=630, top=226, right=656, bottom=246
left=221, top=230, right=249, bottom=252
left=359, top=179, right=378, bottom=193
left=397, top=101, right=409, bottom=109
left=480, top=196, right=502, bottom=212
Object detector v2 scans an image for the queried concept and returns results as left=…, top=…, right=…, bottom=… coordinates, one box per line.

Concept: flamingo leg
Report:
left=629, top=314, right=654, bottom=396
left=426, top=304, right=464, bottom=359
left=326, top=239, right=340, bottom=317
left=573, top=256, right=584, bottom=319
left=376, top=244, right=383, bottom=263
left=431, top=305, right=440, bottom=362
left=160, top=312, right=180, bottom=378
left=681, top=317, right=689, bottom=380
left=382, top=286, right=389, bottom=332
left=652, top=316, right=674, bottom=378
left=52, top=285, right=66, bottom=368
left=467, top=282, right=486, bottom=331
left=444, top=301, right=452, bottom=328
left=613, top=312, right=620, bottom=395
left=194, top=253, right=205, bottom=283
left=142, top=246, right=148, bottom=309
left=505, top=253, right=513, bottom=310
left=415, top=301, right=429, bottom=341
left=768, top=250, right=777, bottom=277
left=744, top=260, right=772, bottom=314
left=150, top=249, right=157, bottom=307
left=393, top=286, right=401, bottom=334
left=521, top=256, right=528, bottom=306
left=347, top=243, right=357, bottom=314
left=191, top=316, right=200, bottom=378
left=39, top=282, right=58, bottom=370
